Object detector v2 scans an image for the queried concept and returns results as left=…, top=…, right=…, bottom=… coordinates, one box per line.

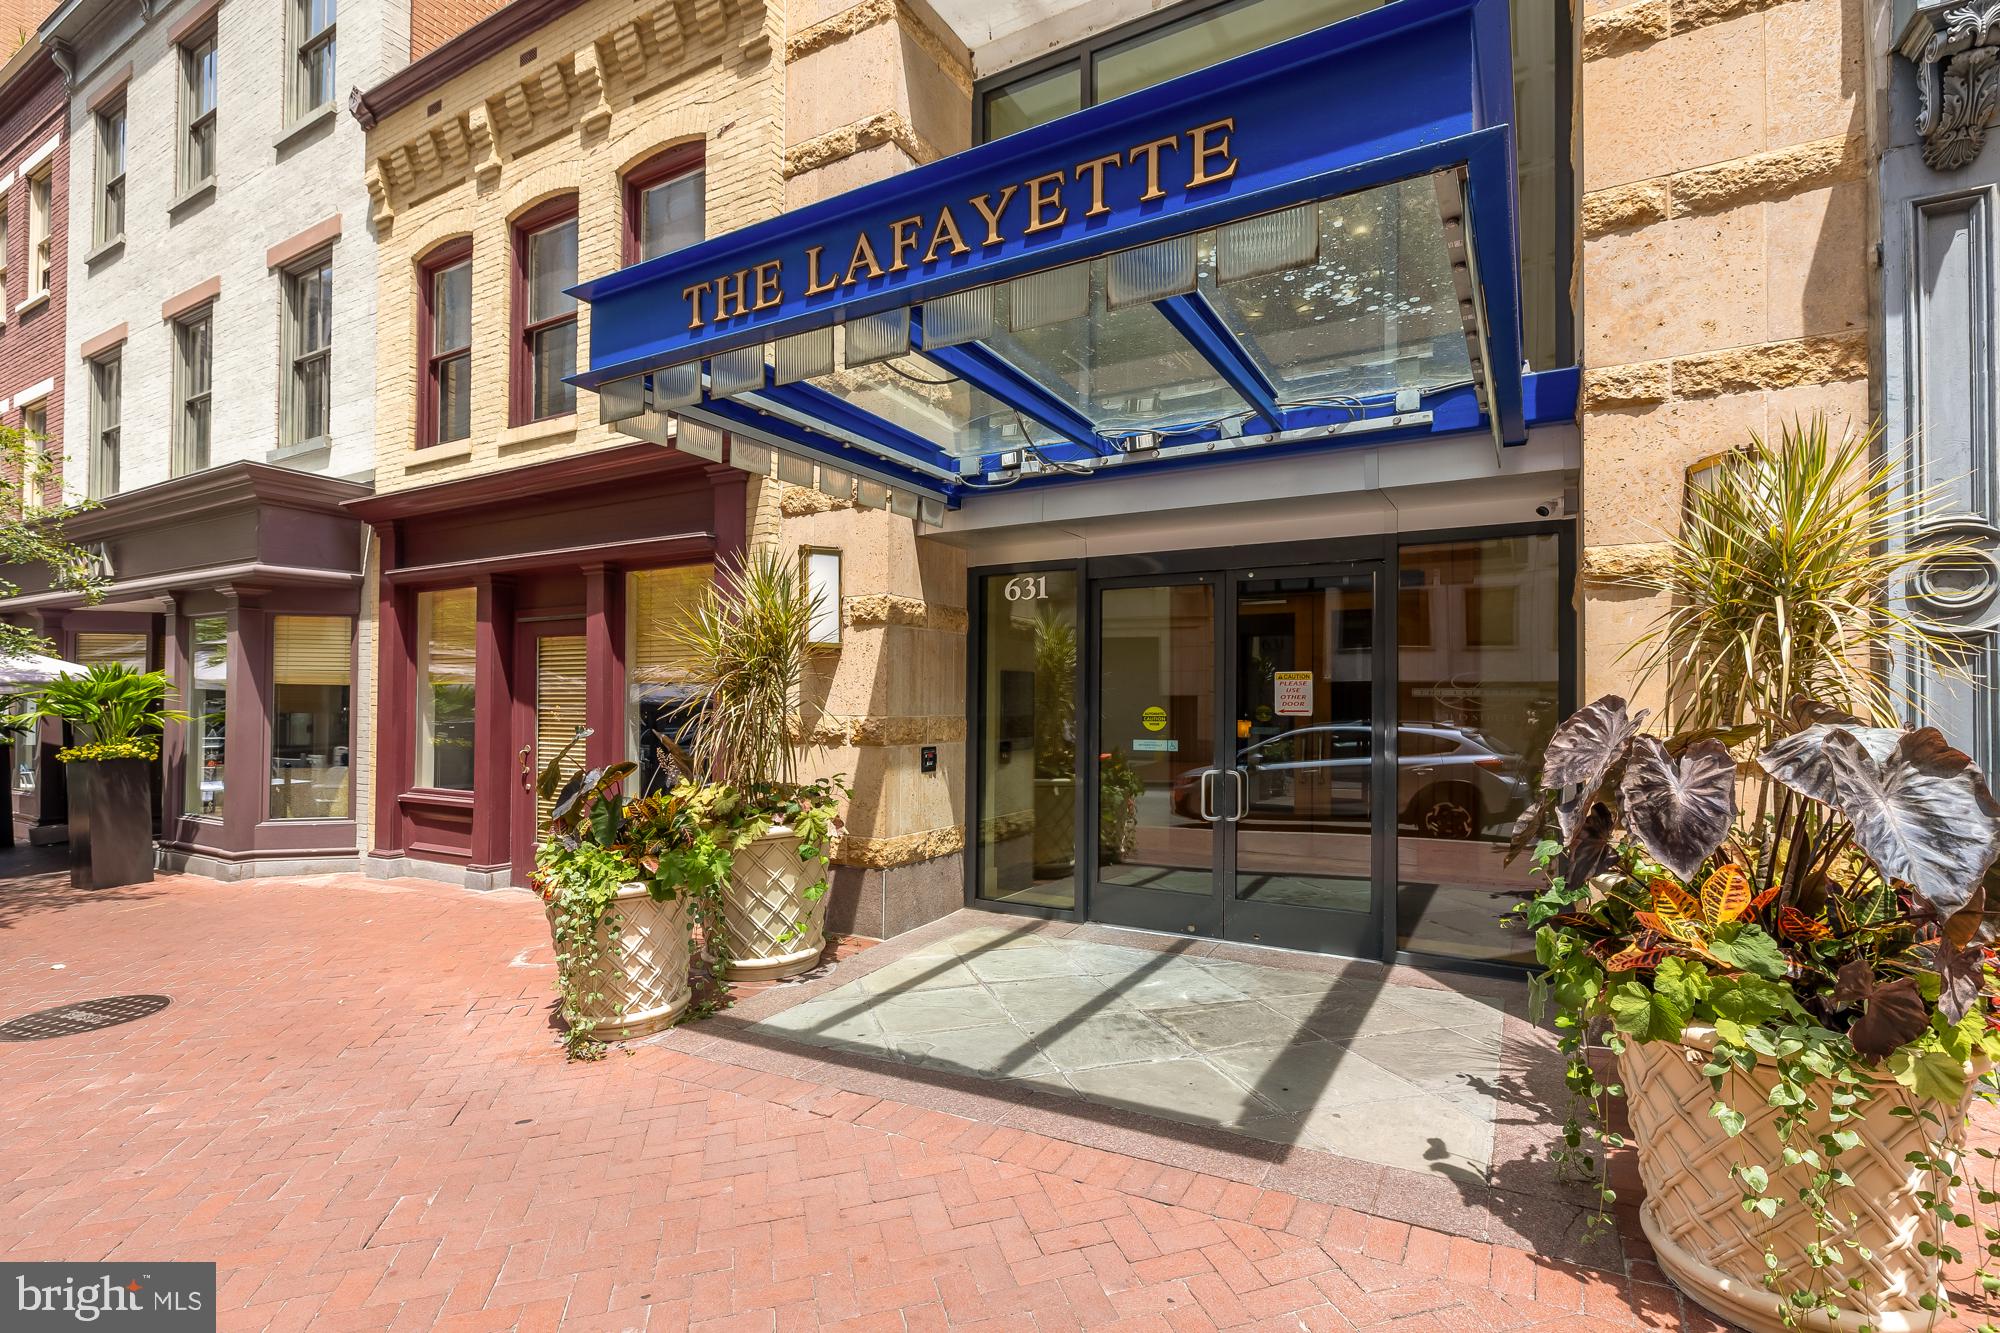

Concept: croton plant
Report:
left=1517, top=694, right=2000, bottom=1320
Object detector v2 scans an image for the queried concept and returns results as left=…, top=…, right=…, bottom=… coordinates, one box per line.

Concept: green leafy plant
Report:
left=0, top=420, right=105, bottom=663
left=671, top=548, right=818, bottom=786
left=1033, top=608, right=1078, bottom=781
left=35, top=665, right=188, bottom=762
left=532, top=729, right=735, bottom=1059
left=1518, top=696, right=2000, bottom=1324
left=1616, top=415, right=1974, bottom=739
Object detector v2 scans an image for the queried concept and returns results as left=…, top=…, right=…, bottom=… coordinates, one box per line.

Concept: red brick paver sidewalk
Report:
left=0, top=865, right=1949, bottom=1330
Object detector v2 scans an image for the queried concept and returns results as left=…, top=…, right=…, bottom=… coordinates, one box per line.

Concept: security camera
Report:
left=1535, top=497, right=1566, bottom=519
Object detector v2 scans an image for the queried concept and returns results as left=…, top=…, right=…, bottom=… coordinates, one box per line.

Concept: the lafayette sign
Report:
left=575, top=0, right=1528, bottom=444
left=680, top=119, right=1240, bottom=331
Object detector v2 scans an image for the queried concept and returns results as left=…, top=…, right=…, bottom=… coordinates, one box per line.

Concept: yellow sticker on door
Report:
left=1141, top=705, right=1168, bottom=732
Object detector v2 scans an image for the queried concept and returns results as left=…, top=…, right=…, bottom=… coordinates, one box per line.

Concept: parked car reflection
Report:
left=1167, top=723, right=1531, bottom=838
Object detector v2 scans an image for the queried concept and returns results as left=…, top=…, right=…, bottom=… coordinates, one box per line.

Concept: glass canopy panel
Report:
left=805, top=354, right=1066, bottom=458
left=983, top=263, right=1251, bottom=435
left=1200, top=177, right=1474, bottom=406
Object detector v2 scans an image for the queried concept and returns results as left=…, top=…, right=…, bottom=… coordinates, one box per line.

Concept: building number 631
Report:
left=1003, top=574, right=1049, bottom=602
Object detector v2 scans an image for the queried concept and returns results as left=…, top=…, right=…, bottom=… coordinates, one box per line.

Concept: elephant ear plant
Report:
left=1516, top=693, right=2000, bottom=1323
left=531, top=729, right=733, bottom=1059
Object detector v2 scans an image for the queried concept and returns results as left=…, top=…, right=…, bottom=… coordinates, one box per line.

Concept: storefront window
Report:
left=74, top=631, right=150, bottom=670
left=975, top=569, right=1080, bottom=910
left=626, top=564, right=713, bottom=796
left=189, top=616, right=228, bottom=817
left=416, top=588, right=476, bottom=790
left=270, top=616, right=351, bottom=819
left=1395, top=534, right=1563, bottom=962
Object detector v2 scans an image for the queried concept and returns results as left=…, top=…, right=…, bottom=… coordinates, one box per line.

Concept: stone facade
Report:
left=1577, top=0, right=1877, bottom=708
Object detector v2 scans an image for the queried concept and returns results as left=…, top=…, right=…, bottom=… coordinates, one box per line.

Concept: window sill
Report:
left=168, top=178, right=216, bottom=219
left=267, top=437, right=330, bottom=465
left=407, top=438, right=473, bottom=467
left=274, top=102, right=336, bottom=154
left=398, top=788, right=476, bottom=811
left=497, top=413, right=578, bottom=452
left=13, top=292, right=49, bottom=318
left=85, top=235, right=124, bottom=268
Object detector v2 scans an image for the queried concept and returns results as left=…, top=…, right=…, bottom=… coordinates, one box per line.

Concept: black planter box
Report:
left=68, top=758, right=156, bottom=889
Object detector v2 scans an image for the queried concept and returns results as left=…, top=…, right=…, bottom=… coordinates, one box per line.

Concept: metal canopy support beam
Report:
left=1152, top=292, right=1282, bottom=432
left=675, top=397, right=959, bottom=503
left=752, top=378, right=965, bottom=477
left=914, top=331, right=1114, bottom=457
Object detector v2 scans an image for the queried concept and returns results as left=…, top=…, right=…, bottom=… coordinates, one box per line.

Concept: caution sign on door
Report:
left=1273, top=671, right=1313, bottom=717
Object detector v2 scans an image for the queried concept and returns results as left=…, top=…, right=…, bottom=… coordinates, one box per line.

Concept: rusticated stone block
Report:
left=839, top=825, right=966, bottom=868
left=1583, top=0, right=1671, bottom=58
left=1669, top=332, right=1869, bottom=398
left=1582, top=542, right=1676, bottom=582
left=1583, top=179, right=1672, bottom=237
left=1668, top=136, right=1863, bottom=217
left=1582, top=362, right=1674, bottom=409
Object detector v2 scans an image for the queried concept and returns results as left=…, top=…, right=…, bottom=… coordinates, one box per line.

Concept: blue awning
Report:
left=572, top=0, right=1574, bottom=510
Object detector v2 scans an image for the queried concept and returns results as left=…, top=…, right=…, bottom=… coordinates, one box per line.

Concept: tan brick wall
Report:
left=365, top=0, right=785, bottom=497
left=0, top=0, right=54, bottom=53
left=1577, top=0, right=1876, bottom=709
left=409, top=0, right=512, bottom=60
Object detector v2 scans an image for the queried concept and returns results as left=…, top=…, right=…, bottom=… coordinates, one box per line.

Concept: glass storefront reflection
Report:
left=976, top=570, right=1081, bottom=909
left=1394, top=535, right=1562, bottom=963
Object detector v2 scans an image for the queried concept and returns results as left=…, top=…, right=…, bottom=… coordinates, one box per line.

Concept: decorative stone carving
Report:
left=1899, top=0, right=2000, bottom=170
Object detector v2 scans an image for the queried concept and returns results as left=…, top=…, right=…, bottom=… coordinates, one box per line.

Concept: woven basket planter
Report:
left=547, top=885, right=690, bottom=1041
left=723, top=826, right=829, bottom=982
left=1620, top=1027, right=1975, bottom=1333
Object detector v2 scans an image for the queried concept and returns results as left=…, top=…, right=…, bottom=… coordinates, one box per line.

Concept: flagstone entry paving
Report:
left=752, top=923, right=1507, bottom=1179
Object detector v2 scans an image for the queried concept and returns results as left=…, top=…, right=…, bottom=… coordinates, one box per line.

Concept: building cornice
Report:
left=346, top=443, right=711, bottom=522
left=65, top=461, right=373, bottom=540
left=349, top=0, right=591, bottom=130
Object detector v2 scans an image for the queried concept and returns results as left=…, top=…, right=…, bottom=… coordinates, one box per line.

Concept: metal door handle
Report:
left=519, top=745, right=534, bottom=789
left=1198, top=768, right=1217, bottom=821
left=1228, top=768, right=1246, bottom=823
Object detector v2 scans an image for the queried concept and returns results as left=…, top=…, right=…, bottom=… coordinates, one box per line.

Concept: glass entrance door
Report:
left=1088, top=564, right=1386, bottom=955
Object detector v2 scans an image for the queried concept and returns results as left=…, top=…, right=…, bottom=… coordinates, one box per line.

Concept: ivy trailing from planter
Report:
left=1517, top=695, right=2000, bottom=1326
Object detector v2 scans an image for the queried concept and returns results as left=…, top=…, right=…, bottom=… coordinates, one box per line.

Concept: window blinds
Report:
left=272, top=616, right=351, bottom=686
left=627, top=564, right=713, bottom=685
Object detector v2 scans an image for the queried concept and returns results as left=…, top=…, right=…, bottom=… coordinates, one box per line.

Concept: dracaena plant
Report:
left=1517, top=694, right=2000, bottom=1325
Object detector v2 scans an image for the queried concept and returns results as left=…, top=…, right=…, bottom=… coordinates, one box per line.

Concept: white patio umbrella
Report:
left=0, top=652, right=87, bottom=689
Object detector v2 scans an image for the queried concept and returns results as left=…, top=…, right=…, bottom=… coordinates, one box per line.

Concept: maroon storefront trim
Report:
left=356, top=443, right=745, bottom=880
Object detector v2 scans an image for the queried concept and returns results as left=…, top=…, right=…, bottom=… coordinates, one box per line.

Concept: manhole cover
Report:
left=0, top=994, right=170, bottom=1041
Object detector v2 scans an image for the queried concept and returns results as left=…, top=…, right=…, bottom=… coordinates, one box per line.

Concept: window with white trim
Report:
left=88, top=353, right=120, bottom=500
left=27, top=166, right=51, bottom=299
left=291, top=0, right=336, bottom=122
left=179, top=28, right=218, bottom=193
left=96, top=101, right=126, bottom=247
left=282, top=254, right=332, bottom=450
left=173, top=309, right=213, bottom=475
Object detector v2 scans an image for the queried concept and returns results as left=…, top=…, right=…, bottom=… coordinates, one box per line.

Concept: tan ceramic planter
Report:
left=1620, top=1027, right=1975, bottom=1333
left=723, top=826, right=830, bottom=982
left=547, top=884, right=690, bottom=1040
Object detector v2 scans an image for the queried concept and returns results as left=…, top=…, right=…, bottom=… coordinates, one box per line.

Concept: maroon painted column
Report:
left=583, top=564, right=624, bottom=771
left=370, top=523, right=413, bottom=859
left=161, top=596, right=189, bottom=834
left=469, top=574, right=516, bottom=875
left=221, top=590, right=271, bottom=855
